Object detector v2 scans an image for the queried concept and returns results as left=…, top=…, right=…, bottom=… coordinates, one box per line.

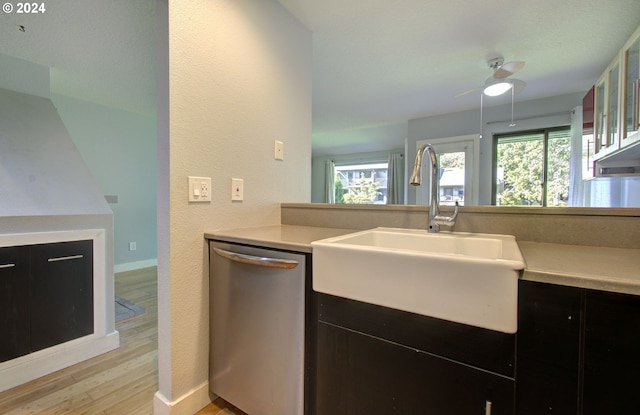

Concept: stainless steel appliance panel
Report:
left=209, top=241, right=305, bottom=415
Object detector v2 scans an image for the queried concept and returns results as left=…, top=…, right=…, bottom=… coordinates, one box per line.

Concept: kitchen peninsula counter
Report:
left=205, top=225, right=640, bottom=296
left=518, top=241, right=640, bottom=296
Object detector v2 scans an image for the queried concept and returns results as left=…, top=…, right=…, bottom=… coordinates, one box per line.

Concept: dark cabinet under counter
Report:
left=516, top=280, right=582, bottom=414
left=315, top=280, right=640, bottom=415
left=0, top=240, right=93, bottom=363
left=0, top=246, right=31, bottom=361
left=582, top=289, right=640, bottom=414
left=315, top=293, right=516, bottom=415
left=517, top=280, right=640, bottom=414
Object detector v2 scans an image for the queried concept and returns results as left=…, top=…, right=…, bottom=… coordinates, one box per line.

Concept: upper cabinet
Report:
left=591, top=25, right=640, bottom=176
left=594, top=58, right=621, bottom=158
left=622, top=29, right=640, bottom=146
left=582, top=87, right=596, bottom=178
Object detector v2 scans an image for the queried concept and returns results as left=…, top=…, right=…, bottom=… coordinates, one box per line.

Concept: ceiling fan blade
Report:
left=455, top=86, right=481, bottom=98
left=493, top=61, right=525, bottom=79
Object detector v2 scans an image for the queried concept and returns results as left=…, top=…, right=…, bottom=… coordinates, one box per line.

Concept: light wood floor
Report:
left=0, top=266, right=244, bottom=415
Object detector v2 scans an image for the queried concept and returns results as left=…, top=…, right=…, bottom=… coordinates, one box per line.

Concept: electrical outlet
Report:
left=188, top=176, right=212, bottom=202
left=129, top=242, right=137, bottom=251
left=201, top=181, right=209, bottom=199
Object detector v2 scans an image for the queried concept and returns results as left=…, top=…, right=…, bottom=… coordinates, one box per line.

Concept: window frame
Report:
left=415, top=134, right=480, bottom=206
left=492, top=126, right=571, bottom=206
left=334, top=160, right=389, bottom=204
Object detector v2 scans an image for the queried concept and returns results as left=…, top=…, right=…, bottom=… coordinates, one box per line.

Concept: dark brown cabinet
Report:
left=583, top=290, right=640, bottom=414
left=516, top=280, right=582, bottom=414
left=315, top=293, right=516, bottom=415
left=0, top=240, right=93, bottom=363
left=0, top=246, right=31, bottom=362
left=516, top=280, right=640, bottom=414
left=315, top=281, right=640, bottom=415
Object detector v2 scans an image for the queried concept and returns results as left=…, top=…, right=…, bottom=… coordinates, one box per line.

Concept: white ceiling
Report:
left=0, top=1, right=156, bottom=116
left=1, top=1, right=639, bottom=154
left=277, top=0, right=640, bottom=154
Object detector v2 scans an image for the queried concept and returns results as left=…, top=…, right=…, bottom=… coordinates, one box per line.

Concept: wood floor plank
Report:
left=0, top=267, right=160, bottom=414
left=0, top=266, right=244, bottom=415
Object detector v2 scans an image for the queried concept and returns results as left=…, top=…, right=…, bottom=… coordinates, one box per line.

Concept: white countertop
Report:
left=519, top=241, right=640, bottom=295
left=206, top=225, right=640, bottom=296
left=205, top=225, right=354, bottom=253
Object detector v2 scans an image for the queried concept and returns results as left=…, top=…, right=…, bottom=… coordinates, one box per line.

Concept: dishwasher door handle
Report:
left=213, top=247, right=299, bottom=269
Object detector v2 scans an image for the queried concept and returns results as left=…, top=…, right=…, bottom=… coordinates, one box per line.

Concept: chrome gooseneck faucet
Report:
left=410, top=144, right=459, bottom=233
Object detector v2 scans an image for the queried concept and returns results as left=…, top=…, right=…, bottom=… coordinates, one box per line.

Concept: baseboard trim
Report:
left=153, top=381, right=211, bottom=415
left=0, top=330, right=120, bottom=393
left=114, top=258, right=158, bottom=273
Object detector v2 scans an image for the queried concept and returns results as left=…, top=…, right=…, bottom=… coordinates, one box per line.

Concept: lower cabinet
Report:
left=315, top=293, right=515, bottom=415
left=316, top=282, right=640, bottom=415
left=0, top=240, right=94, bottom=363
left=517, top=280, right=640, bottom=414
left=582, top=290, right=640, bottom=414
left=0, top=246, right=31, bottom=362
left=516, top=281, right=582, bottom=414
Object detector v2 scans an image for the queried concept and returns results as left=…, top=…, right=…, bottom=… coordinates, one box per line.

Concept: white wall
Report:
left=0, top=88, right=111, bottom=217
left=0, top=53, right=49, bottom=99
left=52, top=94, right=158, bottom=270
left=155, top=0, right=312, bottom=413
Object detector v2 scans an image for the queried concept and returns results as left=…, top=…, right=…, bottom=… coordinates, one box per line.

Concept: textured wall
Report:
left=0, top=88, right=111, bottom=217
left=52, top=94, right=158, bottom=269
left=156, top=0, right=312, bottom=412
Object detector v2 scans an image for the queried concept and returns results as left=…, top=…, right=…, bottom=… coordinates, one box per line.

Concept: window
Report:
left=334, top=162, right=388, bottom=204
left=493, top=127, right=571, bottom=207
left=415, top=135, right=480, bottom=206
left=438, top=152, right=466, bottom=206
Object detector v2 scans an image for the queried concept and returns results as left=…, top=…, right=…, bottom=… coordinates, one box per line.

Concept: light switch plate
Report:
left=188, top=176, right=212, bottom=202
left=274, top=140, right=284, bottom=161
left=231, top=178, right=244, bottom=201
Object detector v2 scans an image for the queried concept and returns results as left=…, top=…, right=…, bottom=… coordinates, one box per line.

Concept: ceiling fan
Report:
left=456, top=57, right=526, bottom=97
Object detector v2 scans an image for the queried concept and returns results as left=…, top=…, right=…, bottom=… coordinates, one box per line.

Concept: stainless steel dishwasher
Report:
left=209, top=241, right=306, bottom=415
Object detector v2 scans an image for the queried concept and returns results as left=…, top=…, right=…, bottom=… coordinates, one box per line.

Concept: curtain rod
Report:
left=486, top=110, right=571, bottom=126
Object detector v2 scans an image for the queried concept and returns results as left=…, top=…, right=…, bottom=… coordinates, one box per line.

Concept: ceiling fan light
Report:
left=484, top=81, right=512, bottom=96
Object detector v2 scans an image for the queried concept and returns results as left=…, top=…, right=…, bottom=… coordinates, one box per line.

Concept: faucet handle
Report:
left=450, top=201, right=460, bottom=221
left=433, top=201, right=459, bottom=228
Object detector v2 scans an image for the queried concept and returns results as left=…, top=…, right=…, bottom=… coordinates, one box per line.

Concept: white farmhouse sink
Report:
left=311, top=227, right=526, bottom=333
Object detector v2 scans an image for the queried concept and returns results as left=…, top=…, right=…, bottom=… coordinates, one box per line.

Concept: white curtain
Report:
left=387, top=153, right=405, bottom=204
left=324, top=159, right=335, bottom=203
left=568, top=105, right=584, bottom=206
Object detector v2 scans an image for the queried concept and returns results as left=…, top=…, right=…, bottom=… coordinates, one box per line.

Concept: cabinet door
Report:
left=582, top=87, right=596, bottom=179
left=583, top=290, right=640, bottom=414
left=0, top=246, right=30, bottom=362
left=29, top=240, right=93, bottom=352
left=317, top=322, right=514, bottom=415
left=622, top=31, right=640, bottom=142
left=594, top=59, right=622, bottom=158
left=516, top=281, right=582, bottom=414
